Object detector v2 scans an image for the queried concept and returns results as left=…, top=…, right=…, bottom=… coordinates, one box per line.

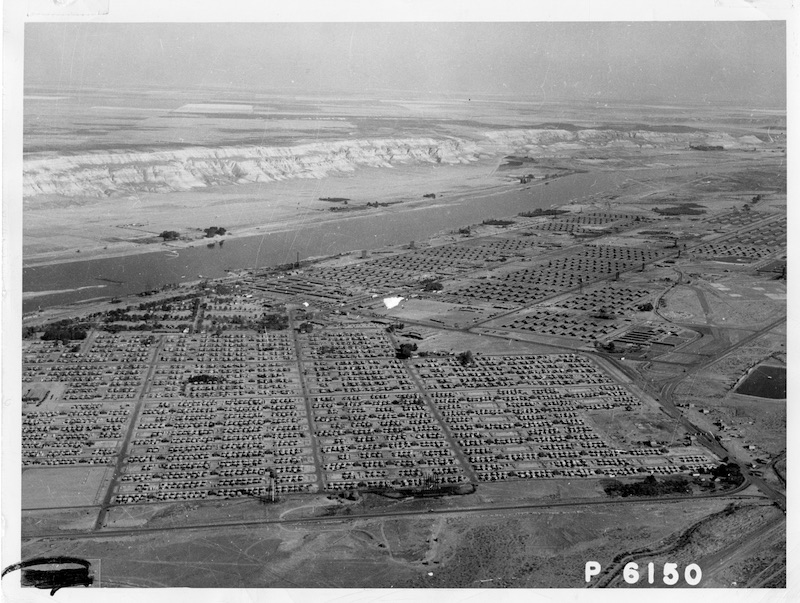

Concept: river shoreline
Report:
left=22, top=177, right=523, bottom=270
left=21, top=164, right=653, bottom=312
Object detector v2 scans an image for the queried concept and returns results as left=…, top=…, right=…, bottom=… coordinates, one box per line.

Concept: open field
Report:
left=22, top=467, right=114, bottom=509
left=21, top=498, right=779, bottom=588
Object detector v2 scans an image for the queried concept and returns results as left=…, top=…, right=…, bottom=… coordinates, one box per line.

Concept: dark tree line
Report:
left=604, top=474, right=691, bottom=497
left=396, top=343, right=418, bottom=359
left=258, top=313, right=289, bottom=331
left=204, top=226, right=227, bottom=238
left=41, top=320, right=89, bottom=342
left=186, top=374, right=223, bottom=384
left=420, top=279, right=443, bottom=292
left=457, top=350, right=475, bottom=367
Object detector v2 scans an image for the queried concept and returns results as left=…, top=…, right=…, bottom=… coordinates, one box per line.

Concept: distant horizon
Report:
left=24, top=22, right=786, bottom=109
left=22, top=84, right=787, bottom=113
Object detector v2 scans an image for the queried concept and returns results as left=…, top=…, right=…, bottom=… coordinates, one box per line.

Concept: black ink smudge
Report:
left=2, top=557, right=93, bottom=596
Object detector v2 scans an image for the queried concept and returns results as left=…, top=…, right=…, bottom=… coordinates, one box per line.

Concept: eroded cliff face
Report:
left=22, top=137, right=488, bottom=199
left=22, top=128, right=761, bottom=200
left=482, top=128, right=760, bottom=150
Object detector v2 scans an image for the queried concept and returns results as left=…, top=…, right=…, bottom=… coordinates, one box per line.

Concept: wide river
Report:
left=22, top=168, right=669, bottom=313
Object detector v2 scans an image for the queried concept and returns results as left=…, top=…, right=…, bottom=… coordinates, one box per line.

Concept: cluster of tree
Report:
left=106, top=307, right=133, bottom=319
left=204, top=226, right=227, bottom=238
left=423, top=193, right=436, bottom=199
left=219, top=315, right=250, bottom=326
left=186, top=374, right=223, bottom=384
left=711, top=461, right=744, bottom=486
left=636, top=302, right=654, bottom=312
left=604, top=474, right=691, bottom=498
left=482, top=218, right=515, bottom=226
left=318, top=197, right=350, bottom=203
left=592, top=307, right=613, bottom=320
left=597, top=341, right=617, bottom=353
left=395, top=343, right=418, bottom=359
left=417, top=350, right=449, bottom=358
left=268, top=260, right=300, bottom=272
left=258, top=313, right=289, bottom=331
left=329, top=205, right=367, bottom=212
left=457, top=350, right=476, bottom=367
left=159, top=230, right=180, bottom=241
left=689, top=144, right=724, bottom=151
left=212, top=284, right=233, bottom=295
left=652, top=204, right=706, bottom=216
left=104, top=308, right=171, bottom=323
left=135, top=294, right=195, bottom=313
left=745, top=194, right=763, bottom=211
left=102, top=323, right=167, bottom=333
left=420, top=278, right=443, bottom=292
left=518, top=208, right=568, bottom=218
left=41, top=320, right=90, bottom=342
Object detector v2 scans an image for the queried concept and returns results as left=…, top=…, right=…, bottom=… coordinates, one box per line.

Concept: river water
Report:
left=23, top=168, right=654, bottom=312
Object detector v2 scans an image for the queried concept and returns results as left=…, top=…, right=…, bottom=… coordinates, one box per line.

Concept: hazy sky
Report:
left=25, top=22, right=786, bottom=107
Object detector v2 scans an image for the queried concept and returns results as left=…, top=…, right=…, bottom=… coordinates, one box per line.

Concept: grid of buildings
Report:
left=22, top=326, right=719, bottom=506
left=26, top=206, right=783, bottom=509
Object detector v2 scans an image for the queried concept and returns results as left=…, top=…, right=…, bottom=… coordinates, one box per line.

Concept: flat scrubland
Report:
left=21, top=498, right=780, bottom=588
